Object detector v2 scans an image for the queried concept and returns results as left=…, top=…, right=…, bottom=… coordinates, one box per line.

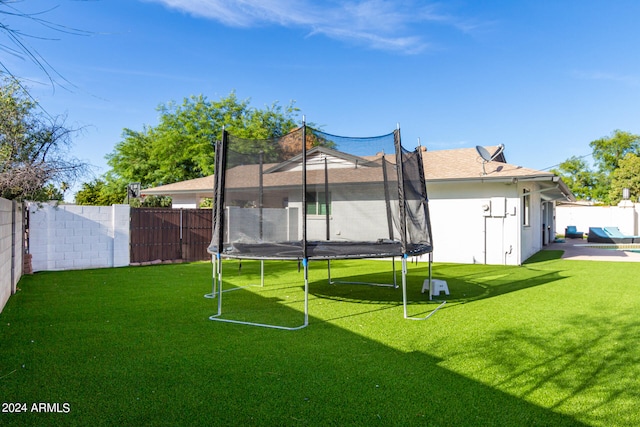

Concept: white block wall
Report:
left=0, top=198, right=23, bottom=312
left=0, top=199, right=12, bottom=310
left=28, top=203, right=130, bottom=272
left=556, top=203, right=640, bottom=237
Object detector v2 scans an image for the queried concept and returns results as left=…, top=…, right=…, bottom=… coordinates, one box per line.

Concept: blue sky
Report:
left=4, top=0, right=640, bottom=199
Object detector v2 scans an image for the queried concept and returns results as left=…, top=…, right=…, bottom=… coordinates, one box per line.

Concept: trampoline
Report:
left=207, top=122, right=437, bottom=329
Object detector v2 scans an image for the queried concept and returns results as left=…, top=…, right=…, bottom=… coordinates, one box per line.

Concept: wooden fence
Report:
left=130, top=208, right=212, bottom=263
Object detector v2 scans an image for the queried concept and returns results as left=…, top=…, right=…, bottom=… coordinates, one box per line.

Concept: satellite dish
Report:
left=475, top=144, right=505, bottom=175
left=476, top=145, right=492, bottom=162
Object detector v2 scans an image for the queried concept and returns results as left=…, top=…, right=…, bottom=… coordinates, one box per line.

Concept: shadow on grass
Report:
left=0, top=263, right=585, bottom=426
left=525, top=250, right=564, bottom=263
left=303, top=253, right=566, bottom=308
left=466, top=309, right=640, bottom=426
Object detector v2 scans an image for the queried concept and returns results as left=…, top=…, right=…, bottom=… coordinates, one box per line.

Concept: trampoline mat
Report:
left=212, top=240, right=432, bottom=260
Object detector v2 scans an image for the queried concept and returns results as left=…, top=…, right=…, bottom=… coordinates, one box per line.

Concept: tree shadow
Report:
left=458, top=310, right=640, bottom=426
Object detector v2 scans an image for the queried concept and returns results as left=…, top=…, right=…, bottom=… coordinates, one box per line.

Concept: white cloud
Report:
left=142, top=0, right=472, bottom=54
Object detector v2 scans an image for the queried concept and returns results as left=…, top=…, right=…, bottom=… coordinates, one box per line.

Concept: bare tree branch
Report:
left=0, top=77, right=89, bottom=200
left=0, top=0, right=93, bottom=89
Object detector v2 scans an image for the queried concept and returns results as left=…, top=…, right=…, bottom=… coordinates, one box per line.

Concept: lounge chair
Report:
left=604, top=227, right=640, bottom=242
left=587, top=227, right=639, bottom=244
left=564, top=225, right=584, bottom=239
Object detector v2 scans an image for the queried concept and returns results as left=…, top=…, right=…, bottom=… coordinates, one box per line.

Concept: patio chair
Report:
left=564, top=225, right=584, bottom=239
left=603, top=227, right=640, bottom=243
left=588, top=227, right=637, bottom=244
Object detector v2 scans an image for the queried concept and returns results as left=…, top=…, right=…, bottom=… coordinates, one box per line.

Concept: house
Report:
left=142, top=145, right=574, bottom=265
left=421, top=147, right=572, bottom=265
left=142, top=175, right=214, bottom=208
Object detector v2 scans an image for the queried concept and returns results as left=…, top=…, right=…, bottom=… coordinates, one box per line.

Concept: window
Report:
left=522, top=189, right=530, bottom=227
left=306, top=191, right=331, bottom=215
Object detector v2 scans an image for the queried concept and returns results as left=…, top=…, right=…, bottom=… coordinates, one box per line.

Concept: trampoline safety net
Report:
left=208, top=125, right=433, bottom=260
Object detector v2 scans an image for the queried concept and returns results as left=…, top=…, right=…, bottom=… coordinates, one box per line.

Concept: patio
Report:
left=544, top=240, right=640, bottom=262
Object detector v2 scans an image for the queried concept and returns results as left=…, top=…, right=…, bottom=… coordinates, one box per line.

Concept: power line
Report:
left=539, top=152, right=594, bottom=171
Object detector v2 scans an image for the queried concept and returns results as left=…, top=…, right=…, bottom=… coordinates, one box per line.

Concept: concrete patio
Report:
left=544, top=239, right=640, bottom=262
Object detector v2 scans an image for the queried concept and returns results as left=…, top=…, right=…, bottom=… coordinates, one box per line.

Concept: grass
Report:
left=1, top=252, right=640, bottom=426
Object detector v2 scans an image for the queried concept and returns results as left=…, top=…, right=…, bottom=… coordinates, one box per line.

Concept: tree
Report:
left=75, top=178, right=122, bottom=206
left=551, top=156, right=597, bottom=201
left=0, top=78, right=86, bottom=200
left=609, top=153, right=640, bottom=204
left=556, top=130, right=640, bottom=204
left=90, top=92, right=301, bottom=204
left=589, top=130, right=640, bottom=204
left=590, top=130, right=640, bottom=175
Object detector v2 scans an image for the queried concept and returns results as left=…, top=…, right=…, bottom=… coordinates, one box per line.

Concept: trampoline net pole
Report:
left=324, top=156, right=330, bottom=240
left=382, top=154, right=395, bottom=241
left=393, top=128, right=408, bottom=255
left=302, top=121, right=308, bottom=261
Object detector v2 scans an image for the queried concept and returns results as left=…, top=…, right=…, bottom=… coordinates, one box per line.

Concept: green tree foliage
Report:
left=590, top=130, right=640, bottom=204
left=75, top=179, right=123, bottom=206
left=590, top=130, right=640, bottom=175
left=551, top=156, right=597, bottom=201
left=88, top=92, right=301, bottom=205
left=75, top=178, right=172, bottom=207
left=609, top=153, right=640, bottom=204
left=557, top=130, right=640, bottom=204
left=199, top=198, right=213, bottom=209
left=0, top=78, right=86, bottom=201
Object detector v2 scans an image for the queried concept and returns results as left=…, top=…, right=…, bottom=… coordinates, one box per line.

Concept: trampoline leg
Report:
left=404, top=251, right=446, bottom=320
left=327, top=260, right=332, bottom=285
left=205, top=254, right=217, bottom=299
left=209, top=257, right=308, bottom=330
left=261, top=260, right=265, bottom=287
left=402, top=256, right=408, bottom=318
left=216, top=255, right=223, bottom=315
left=303, top=258, right=309, bottom=327
left=393, top=257, right=398, bottom=288
left=429, top=252, right=433, bottom=289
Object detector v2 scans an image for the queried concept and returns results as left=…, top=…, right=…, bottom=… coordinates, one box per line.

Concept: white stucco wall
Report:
left=170, top=194, right=198, bottom=209
left=287, top=184, right=400, bottom=242
left=427, top=181, right=524, bottom=265
left=519, top=185, right=544, bottom=263
left=556, top=203, right=640, bottom=236
left=28, top=203, right=130, bottom=272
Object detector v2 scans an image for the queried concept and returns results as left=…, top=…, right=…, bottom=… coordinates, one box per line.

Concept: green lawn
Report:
left=1, top=252, right=639, bottom=426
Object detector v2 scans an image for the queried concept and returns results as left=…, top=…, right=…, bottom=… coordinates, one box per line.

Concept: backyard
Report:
left=1, top=252, right=639, bottom=426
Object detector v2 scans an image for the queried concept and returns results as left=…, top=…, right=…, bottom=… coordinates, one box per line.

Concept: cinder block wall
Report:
left=0, top=198, right=23, bottom=313
left=28, top=203, right=130, bottom=272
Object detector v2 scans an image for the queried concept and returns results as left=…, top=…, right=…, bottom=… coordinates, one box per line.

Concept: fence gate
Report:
left=130, top=208, right=212, bottom=263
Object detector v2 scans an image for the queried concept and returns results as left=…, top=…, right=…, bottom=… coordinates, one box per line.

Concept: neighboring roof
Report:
left=142, top=175, right=214, bottom=196
left=141, top=145, right=575, bottom=202
left=265, top=146, right=380, bottom=173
